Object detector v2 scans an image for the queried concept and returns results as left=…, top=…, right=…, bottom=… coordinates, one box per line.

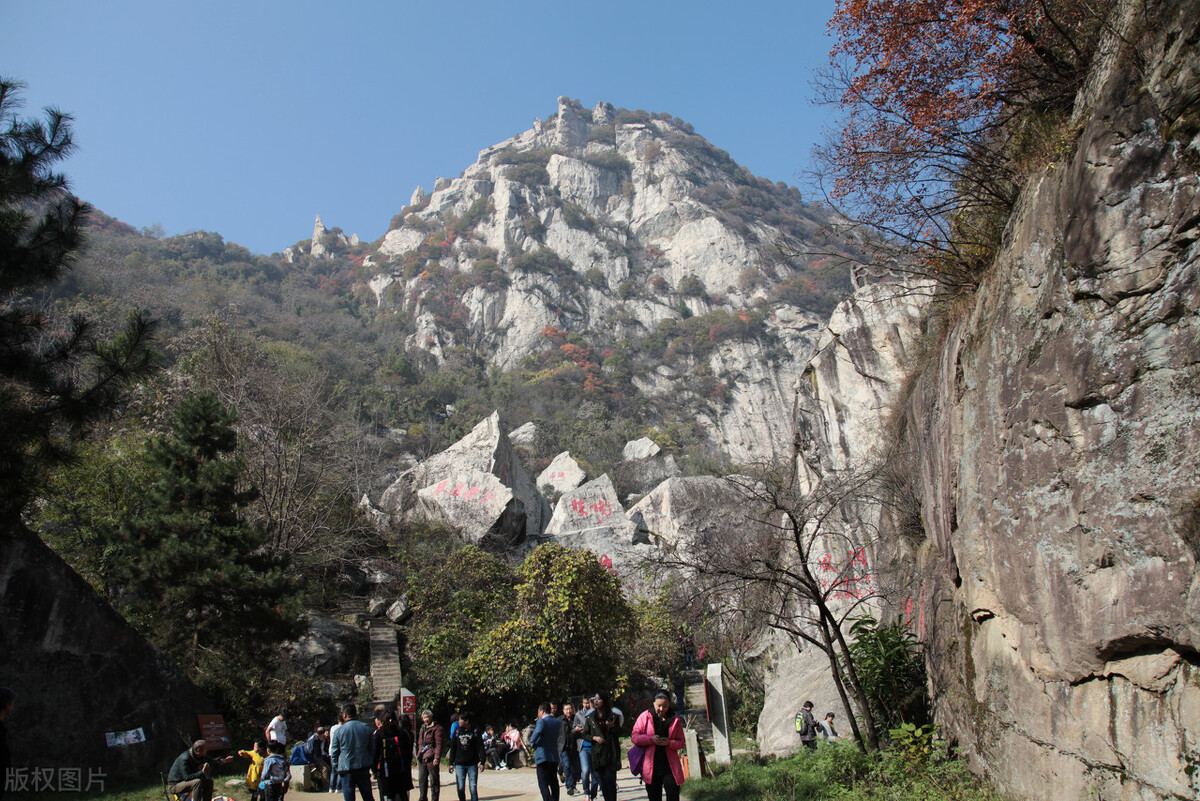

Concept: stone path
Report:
left=284, top=765, right=651, bottom=801
left=367, top=621, right=403, bottom=703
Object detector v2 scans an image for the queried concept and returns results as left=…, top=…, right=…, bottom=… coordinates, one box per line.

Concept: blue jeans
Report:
left=341, top=766, right=375, bottom=801
left=454, top=764, right=478, bottom=801
left=561, top=748, right=580, bottom=791
left=578, top=747, right=596, bottom=798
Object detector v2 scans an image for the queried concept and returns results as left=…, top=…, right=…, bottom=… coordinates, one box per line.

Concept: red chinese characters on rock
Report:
left=568, top=497, right=613, bottom=522
left=598, top=554, right=617, bottom=576
left=817, top=546, right=874, bottom=601
left=429, top=479, right=497, bottom=506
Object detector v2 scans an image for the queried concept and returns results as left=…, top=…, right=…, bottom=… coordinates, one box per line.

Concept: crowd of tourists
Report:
left=165, top=688, right=688, bottom=801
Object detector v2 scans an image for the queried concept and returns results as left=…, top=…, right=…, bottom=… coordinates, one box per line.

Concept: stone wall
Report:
left=0, top=524, right=212, bottom=779
left=903, top=3, right=1200, bottom=797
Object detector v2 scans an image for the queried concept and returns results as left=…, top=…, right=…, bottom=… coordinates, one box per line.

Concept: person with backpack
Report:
left=261, top=740, right=291, bottom=801
left=630, top=691, right=686, bottom=801
left=331, top=703, right=376, bottom=801
left=447, top=711, right=485, bottom=801
left=796, top=701, right=818, bottom=751
left=373, top=709, right=412, bottom=801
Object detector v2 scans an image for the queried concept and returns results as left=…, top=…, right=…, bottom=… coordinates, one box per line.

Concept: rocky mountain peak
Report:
left=363, top=98, right=853, bottom=463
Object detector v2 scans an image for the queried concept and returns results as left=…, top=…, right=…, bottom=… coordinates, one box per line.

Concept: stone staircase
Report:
left=681, top=669, right=713, bottom=742
left=368, top=621, right=403, bottom=704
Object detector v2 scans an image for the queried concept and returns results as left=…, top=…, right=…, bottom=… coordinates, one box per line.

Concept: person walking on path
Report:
left=580, top=693, right=621, bottom=801
left=373, top=709, right=412, bottom=801
left=630, top=691, right=686, bottom=801
left=530, top=702, right=561, bottom=801
left=447, top=711, right=485, bottom=801
left=558, top=702, right=580, bottom=796
left=416, top=710, right=446, bottom=801
left=572, top=700, right=594, bottom=799
left=796, top=701, right=818, bottom=752
left=331, top=703, right=376, bottom=801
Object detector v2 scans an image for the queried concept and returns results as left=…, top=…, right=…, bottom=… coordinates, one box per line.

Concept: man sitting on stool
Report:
left=168, top=740, right=233, bottom=801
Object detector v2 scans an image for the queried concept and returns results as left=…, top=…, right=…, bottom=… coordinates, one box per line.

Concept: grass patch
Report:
left=684, top=743, right=1008, bottom=801
left=6, top=769, right=255, bottom=801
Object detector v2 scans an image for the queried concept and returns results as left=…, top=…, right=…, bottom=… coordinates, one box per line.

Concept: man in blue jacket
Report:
left=330, top=703, right=376, bottom=801
left=529, top=702, right=561, bottom=801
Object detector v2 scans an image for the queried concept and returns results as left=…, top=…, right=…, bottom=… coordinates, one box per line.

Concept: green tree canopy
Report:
left=465, top=544, right=636, bottom=701
left=109, top=391, right=297, bottom=671
left=406, top=545, right=519, bottom=704
left=0, top=78, right=156, bottom=521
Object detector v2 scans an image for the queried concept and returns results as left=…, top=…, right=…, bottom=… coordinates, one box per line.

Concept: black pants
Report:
left=645, top=769, right=679, bottom=801
left=536, top=761, right=560, bottom=801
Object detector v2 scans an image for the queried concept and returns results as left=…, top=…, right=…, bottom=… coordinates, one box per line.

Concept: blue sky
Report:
left=5, top=1, right=840, bottom=255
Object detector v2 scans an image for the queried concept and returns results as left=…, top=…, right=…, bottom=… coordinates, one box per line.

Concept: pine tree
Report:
left=0, top=78, right=155, bottom=521
left=114, top=391, right=296, bottom=672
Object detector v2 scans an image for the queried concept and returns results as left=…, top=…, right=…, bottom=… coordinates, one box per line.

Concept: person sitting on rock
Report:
left=167, top=740, right=233, bottom=801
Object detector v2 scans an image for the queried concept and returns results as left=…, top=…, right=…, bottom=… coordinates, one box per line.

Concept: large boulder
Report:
left=544, top=474, right=653, bottom=577
left=508, top=421, right=538, bottom=451
left=379, top=411, right=545, bottom=548
left=0, top=524, right=211, bottom=778
left=622, top=437, right=660, bottom=461
left=537, top=451, right=587, bottom=497
left=285, top=614, right=368, bottom=677
left=618, top=453, right=682, bottom=498
left=627, top=476, right=747, bottom=561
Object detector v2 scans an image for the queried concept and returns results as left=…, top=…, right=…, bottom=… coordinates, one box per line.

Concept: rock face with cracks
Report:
left=755, top=4, right=1200, bottom=798
left=901, top=5, right=1200, bottom=797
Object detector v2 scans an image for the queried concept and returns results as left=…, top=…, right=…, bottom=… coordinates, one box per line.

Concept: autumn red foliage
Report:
left=823, top=0, right=1117, bottom=287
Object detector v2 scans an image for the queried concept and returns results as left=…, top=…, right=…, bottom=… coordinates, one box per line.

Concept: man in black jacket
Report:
left=167, top=740, right=232, bottom=801
left=797, top=701, right=818, bottom=752
left=447, top=711, right=485, bottom=801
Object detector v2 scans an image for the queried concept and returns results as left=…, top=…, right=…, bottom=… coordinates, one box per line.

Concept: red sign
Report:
left=197, top=714, right=231, bottom=751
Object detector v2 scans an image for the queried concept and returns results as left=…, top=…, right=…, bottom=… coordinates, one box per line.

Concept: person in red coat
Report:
left=630, top=691, right=686, bottom=801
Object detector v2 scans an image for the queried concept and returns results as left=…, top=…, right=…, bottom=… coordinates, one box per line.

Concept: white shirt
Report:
left=266, top=715, right=288, bottom=743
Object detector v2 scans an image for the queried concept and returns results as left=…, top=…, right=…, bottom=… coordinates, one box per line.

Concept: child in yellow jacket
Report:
left=237, top=739, right=267, bottom=801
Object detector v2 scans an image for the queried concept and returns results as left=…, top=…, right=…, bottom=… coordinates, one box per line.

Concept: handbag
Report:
left=628, top=710, right=650, bottom=777
left=627, top=743, right=646, bottom=777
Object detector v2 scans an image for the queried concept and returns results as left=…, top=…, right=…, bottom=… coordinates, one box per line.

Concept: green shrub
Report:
left=455, top=197, right=492, bottom=232
left=561, top=202, right=598, bottom=232
left=677, top=275, right=707, bottom=298
left=506, top=162, right=551, bottom=186
left=587, top=125, right=616, bottom=145
left=614, top=108, right=652, bottom=125
left=844, top=616, right=929, bottom=733
left=493, top=147, right=556, bottom=166
left=521, top=214, right=547, bottom=242
left=584, top=150, right=633, bottom=173
left=687, top=744, right=1006, bottom=801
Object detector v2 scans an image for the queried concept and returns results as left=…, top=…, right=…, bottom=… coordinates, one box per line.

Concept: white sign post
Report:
left=705, top=663, right=732, bottom=764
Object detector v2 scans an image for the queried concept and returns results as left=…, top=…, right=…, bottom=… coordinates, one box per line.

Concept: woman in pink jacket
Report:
left=630, top=691, right=686, bottom=801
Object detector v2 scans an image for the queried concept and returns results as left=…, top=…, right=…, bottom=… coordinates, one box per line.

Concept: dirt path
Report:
left=280, top=765, right=650, bottom=801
